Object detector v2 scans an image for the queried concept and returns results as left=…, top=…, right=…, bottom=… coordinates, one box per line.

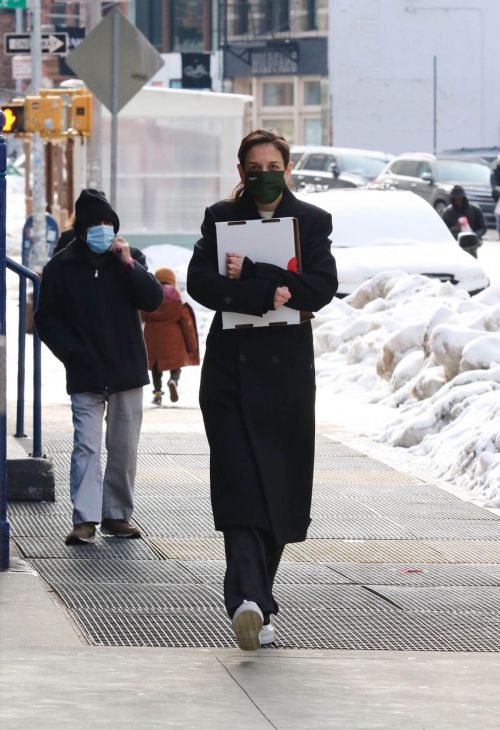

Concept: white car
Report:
left=297, top=189, right=490, bottom=296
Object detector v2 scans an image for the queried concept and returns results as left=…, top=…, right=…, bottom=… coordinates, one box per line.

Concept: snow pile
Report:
left=313, top=272, right=500, bottom=507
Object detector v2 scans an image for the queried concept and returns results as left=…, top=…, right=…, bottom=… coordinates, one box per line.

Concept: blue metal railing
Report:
left=5, top=259, right=42, bottom=459
left=1, top=112, right=9, bottom=569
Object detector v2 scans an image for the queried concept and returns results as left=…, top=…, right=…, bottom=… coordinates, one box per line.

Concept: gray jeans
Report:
left=70, top=388, right=143, bottom=525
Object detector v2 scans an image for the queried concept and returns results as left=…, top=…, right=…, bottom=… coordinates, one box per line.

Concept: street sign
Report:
left=12, top=54, right=31, bottom=80
left=0, top=1, right=27, bottom=8
left=65, top=11, right=164, bottom=113
left=4, top=32, right=69, bottom=56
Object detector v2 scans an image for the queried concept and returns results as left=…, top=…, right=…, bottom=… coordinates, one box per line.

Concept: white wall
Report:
left=329, top=0, right=500, bottom=154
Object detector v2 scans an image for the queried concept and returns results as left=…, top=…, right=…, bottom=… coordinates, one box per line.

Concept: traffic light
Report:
left=1, top=101, right=25, bottom=133
left=70, top=93, right=92, bottom=135
left=25, top=95, right=64, bottom=135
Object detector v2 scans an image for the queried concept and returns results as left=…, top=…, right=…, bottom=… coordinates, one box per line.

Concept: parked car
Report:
left=373, top=153, right=495, bottom=226
left=440, top=146, right=500, bottom=167
left=296, top=189, right=489, bottom=297
left=291, top=145, right=393, bottom=190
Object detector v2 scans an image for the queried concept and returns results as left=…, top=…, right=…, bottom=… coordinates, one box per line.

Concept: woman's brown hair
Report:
left=230, top=128, right=291, bottom=201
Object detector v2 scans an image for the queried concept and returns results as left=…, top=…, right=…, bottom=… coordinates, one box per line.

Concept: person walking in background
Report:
left=141, top=267, right=200, bottom=405
left=34, top=189, right=163, bottom=545
left=187, top=128, right=338, bottom=651
left=491, top=154, right=500, bottom=240
left=442, top=184, right=486, bottom=242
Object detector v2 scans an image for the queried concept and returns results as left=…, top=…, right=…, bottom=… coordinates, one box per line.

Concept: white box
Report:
left=216, top=217, right=301, bottom=329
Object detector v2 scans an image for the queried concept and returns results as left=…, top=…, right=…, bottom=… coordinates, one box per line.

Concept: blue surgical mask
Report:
left=86, top=224, right=115, bottom=253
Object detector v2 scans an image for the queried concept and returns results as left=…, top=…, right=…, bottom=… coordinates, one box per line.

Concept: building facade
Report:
left=329, top=0, right=500, bottom=154
left=221, top=1, right=329, bottom=144
left=137, top=1, right=330, bottom=145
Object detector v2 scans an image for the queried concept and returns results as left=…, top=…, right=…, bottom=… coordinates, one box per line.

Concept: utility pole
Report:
left=433, top=55, right=437, bottom=155
left=29, top=0, right=48, bottom=272
left=85, top=0, right=103, bottom=190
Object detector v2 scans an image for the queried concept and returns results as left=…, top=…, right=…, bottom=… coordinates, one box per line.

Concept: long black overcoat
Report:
left=187, top=187, right=338, bottom=545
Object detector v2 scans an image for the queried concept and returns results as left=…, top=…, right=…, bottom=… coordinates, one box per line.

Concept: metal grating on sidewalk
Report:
left=283, top=539, right=446, bottom=563
left=15, top=535, right=161, bottom=560
left=328, top=562, right=500, bottom=587
left=30, top=558, right=197, bottom=585
left=11, top=429, right=500, bottom=652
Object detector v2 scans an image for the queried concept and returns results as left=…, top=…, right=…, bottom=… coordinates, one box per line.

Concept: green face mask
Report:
left=244, top=170, right=286, bottom=204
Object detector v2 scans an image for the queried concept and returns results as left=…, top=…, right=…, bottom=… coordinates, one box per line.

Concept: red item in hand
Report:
left=287, top=256, right=299, bottom=272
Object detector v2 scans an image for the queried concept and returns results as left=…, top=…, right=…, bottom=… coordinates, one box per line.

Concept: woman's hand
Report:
left=274, top=286, right=291, bottom=309
left=226, top=253, right=244, bottom=279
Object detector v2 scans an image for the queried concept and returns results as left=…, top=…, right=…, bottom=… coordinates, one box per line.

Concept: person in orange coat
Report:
left=141, top=268, right=200, bottom=405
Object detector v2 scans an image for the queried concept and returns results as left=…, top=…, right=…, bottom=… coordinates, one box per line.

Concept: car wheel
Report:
left=434, top=200, right=447, bottom=216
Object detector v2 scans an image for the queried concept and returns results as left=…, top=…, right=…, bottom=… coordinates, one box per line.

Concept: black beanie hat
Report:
left=74, top=189, right=120, bottom=237
left=450, top=185, right=466, bottom=199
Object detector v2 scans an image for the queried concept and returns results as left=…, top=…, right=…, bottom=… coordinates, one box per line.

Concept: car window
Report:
left=417, top=161, right=432, bottom=176
left=435, top=160, right=491, bottom=184
left=338, top=154, right=388, bottom=179
left=391, top=160, right=421, bottom=177
left=302, top=154, right=336, bottom=171
left=290, top=151, right=303, bottom=166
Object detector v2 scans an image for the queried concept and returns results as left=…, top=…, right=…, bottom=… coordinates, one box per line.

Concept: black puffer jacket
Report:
left=34, top=238, right=163, bottom=394
left=442, top=197, right=486, bottom=239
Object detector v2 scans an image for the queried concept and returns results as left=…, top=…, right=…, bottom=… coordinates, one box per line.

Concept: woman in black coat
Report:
left=187, top=129, right=338, bottom=650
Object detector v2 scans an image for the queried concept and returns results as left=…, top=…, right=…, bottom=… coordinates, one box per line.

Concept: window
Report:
left=262, top=82, right=294, bottom=106
left=262, top=118, right=294, bottom=142
left=263, top=0, right=290, bottom=33
left=304, top=119, right=322, bottom=145
left=304, top=81, right=321, bottom=106
left=417, top=161, right=432, bottom=177
left=136, top=0, right=163, bottom=49
left=170, top=0, right=205, bottom=52
left=306, top=0, right=318, bottom=31
left=390, top=160, right=421, bottom=177
left=303, top=154, right=335, bottom=172
left=235, top=1, right=249, bottom=35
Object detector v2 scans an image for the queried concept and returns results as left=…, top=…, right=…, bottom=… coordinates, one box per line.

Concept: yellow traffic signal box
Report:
left=70, top=93, right=92, bottom=135
left=1, top=101, right=25, bottom=133
left=25, top=95, right=64, bottom=136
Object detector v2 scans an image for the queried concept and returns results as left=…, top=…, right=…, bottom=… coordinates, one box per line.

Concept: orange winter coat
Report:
left=141, top=285, right=200, bottom=371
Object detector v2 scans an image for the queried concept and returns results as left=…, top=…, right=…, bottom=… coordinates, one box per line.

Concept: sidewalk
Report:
left=1, top=403, right=500, bottom=729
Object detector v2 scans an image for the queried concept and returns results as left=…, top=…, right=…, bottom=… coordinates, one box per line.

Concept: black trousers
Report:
left=223, top=526, right=284, bottom=623
left=151, top=363, right=181, bottom=391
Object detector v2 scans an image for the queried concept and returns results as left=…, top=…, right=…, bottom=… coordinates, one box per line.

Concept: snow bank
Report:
left=313, top=273, right=500, bottom=507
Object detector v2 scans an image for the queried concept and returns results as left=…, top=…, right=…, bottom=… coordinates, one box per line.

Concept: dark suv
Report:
left=374, top=153, right=495, bottom=225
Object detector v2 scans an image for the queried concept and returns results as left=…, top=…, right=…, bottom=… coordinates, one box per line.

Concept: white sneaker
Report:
left=259, top=620, right=275, bottom=646
left=232, top=600, right=263, bottom=651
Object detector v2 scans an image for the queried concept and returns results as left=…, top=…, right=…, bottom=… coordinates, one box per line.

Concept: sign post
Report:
left=29, top=0, right=48, bottom=272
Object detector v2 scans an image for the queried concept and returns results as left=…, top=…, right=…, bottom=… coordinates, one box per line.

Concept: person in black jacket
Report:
left=34, top=189, right=163, bottom=545
left=491, top=155, right=500, bottom=239
left=187, top=129, right=338, bottom=650
left=442, top=185, right=486, bottom=243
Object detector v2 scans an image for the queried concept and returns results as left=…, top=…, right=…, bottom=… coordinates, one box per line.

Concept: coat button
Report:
left=271, top=355, right=279, bottom=364
left=240, top=354, right=246, bottom=362
left=224, top=296, right=232, bottom=304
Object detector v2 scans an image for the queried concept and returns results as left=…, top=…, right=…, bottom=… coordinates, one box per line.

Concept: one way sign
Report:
left=4, top=32, right=69, bottom=55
